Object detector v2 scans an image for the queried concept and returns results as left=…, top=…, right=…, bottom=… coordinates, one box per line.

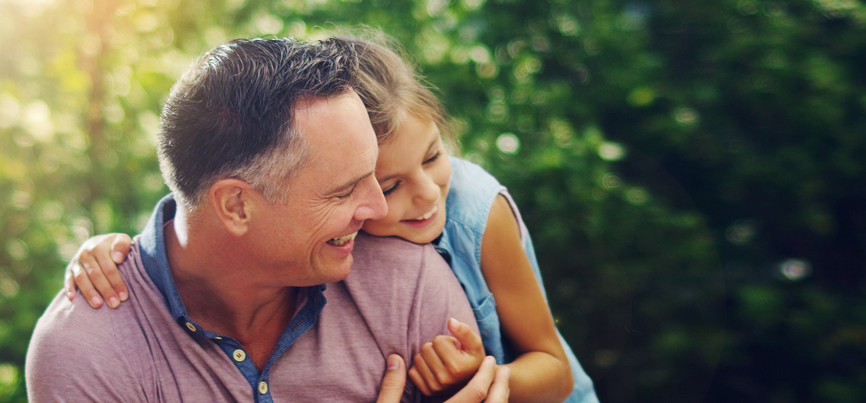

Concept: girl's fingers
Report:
left=420, top=339, right=453, bottom=386
left=109, top=233, right=132, bottom=263
left=89, top=251, right=122, bottom=309
left=409, top=353, right=439, bottom=395
left=71, top=260, right=102, bottom=309
left=63, top=264, right=77, bottom=301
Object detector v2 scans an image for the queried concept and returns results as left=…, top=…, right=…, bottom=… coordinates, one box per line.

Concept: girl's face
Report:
left=361, top=114, right=451, bottom=244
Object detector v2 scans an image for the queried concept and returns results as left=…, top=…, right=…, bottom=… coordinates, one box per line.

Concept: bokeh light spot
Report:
left=0, top=363, right=18, bottom=390
left=780, top=259, right=811, bottom=281
left=673, top=107, right=700, bottom=126
left=598, top=142, right=625, bottom=161
left=0, top=94, right=21, bottom=128
left=254, top=12, right=283, bottom=34
left=626, top=187, right=649, bottom=205
left=0, top=278, right=19, bottom=299
left=726, top=220, right=757, bottom=245
left=496, top=133, right=520, bottom=154
left=6, top=239, right=28, bottom=261
left=628, top=87, right=656, bottom=106
left=602, top=173, right=622, bottom=190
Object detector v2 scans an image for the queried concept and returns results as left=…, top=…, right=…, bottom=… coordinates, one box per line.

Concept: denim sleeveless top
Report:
left=434, top=158, right=599, bottom=403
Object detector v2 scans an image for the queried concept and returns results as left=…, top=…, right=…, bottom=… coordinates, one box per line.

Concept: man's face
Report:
left=248, top=91, right=387, bottom=286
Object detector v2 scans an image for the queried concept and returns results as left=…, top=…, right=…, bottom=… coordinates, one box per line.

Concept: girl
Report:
left=65, top=33, right=597, bottom=403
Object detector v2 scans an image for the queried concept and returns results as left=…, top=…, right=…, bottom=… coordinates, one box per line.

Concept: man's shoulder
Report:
left=28, top=263, right=155, bottom=361
left=25, top=285, right=152, bottom=400
left=27, top=246, right=168, bottom=371
left=25, top=249, right=210, bottom=401
left=344, top=232, right=469, bottom=315
left=350, top=232, right=449, bottom=279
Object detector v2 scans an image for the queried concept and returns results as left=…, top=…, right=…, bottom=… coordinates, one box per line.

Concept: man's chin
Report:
left=314, top=253, right=354, bottom=284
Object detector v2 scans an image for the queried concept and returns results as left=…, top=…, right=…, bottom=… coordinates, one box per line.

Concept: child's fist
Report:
left=409, top=318, right=487, bottom=396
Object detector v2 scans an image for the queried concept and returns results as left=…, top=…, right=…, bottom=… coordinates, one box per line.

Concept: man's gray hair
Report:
left=157, top=37, right=360, bottom=207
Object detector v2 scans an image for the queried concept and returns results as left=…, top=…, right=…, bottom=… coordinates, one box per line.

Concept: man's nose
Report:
left=355, top=176, right=388, bottom=221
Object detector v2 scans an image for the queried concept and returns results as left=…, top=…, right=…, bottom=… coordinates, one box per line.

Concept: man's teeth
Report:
left=327, top=232, right=358, bottom=246
left=414, top=206, right=438, bottom=221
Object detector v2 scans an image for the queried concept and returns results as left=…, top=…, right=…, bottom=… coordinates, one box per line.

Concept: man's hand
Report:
left=377, top=355, right=408, bottom=403
left=446, top=356, right=510, bottom=403
left=409, top=318, right=487, bottom=396
left=64, top=233, right=132, bottom=309
left=378, top=355, right=510, bottom=403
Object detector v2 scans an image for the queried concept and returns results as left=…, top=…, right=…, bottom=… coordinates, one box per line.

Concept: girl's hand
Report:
left=409, top=318, right=487, bottom=396
left=64, top=233, right=133, bottom=309
left=379, top=355, right=510, bottom=403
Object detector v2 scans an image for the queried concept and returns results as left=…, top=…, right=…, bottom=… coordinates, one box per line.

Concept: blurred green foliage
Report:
left=1, top=0, right=864, bottom=401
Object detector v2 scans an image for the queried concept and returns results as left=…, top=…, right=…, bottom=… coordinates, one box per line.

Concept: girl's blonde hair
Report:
left=337, top=33, right=452, bottom=146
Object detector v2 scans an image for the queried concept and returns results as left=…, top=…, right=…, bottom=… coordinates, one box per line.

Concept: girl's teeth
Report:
left=327, top=232, right=357, bottom=246
left=414, top=206, right=438, bottom=221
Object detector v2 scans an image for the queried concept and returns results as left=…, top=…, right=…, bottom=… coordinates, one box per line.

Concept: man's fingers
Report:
left=444, top=356, right=498, bottom=403
left=376, top=355, right=407, bottom=403
left=484, top=366, right=510, bottom=403
left=448, top=318, right=485, bottom=354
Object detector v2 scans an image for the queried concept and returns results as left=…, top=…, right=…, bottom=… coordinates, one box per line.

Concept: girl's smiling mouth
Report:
left=412, top=205, right=438, bottom=221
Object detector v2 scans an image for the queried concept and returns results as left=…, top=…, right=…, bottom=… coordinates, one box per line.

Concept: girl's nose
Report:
left=413, top=173, right=440, bottom=205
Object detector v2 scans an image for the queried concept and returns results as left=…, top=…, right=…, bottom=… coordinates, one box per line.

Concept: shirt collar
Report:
left=138, top=193, right=188, bottom=319
left=138, top=193, right=327, bottom=326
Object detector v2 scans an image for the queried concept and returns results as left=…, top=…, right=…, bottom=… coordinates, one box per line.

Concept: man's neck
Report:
left=164, top=207, right=297, bottom=370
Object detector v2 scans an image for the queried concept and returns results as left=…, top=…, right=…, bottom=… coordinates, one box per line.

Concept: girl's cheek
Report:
left=384, top=199, right=403, bottom=223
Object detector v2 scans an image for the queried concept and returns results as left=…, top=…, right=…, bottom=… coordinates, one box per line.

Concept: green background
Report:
left=1, top=0, right=864, bottom=401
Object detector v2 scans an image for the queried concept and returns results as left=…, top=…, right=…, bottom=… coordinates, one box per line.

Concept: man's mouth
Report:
left=327, top=232, right=358, bottom=246
left=412, top=205, right=438, bottom=221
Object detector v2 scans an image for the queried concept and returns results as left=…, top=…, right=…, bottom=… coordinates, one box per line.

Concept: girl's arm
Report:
left=480, top=195, right=573, bottom=402
left=64, top=233, right=133, bottom=309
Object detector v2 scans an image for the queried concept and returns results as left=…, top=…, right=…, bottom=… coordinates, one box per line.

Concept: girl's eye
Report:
left=424, top=151, right=442, bottom=165
left=382, top=180, right=402, bottom=197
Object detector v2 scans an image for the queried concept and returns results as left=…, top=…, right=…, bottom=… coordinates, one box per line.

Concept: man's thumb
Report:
left=376, top=354, right=407, bottom=403
left=448, top=318, right=484, bottom=353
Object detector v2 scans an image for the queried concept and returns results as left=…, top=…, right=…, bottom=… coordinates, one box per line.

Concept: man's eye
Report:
left=337, top=185, right=357, bottom=199
left=382, top=181, right=402, bottom=197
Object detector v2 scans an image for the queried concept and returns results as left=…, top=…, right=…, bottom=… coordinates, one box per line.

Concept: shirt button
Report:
left=258, top=381, right=268, bottom=394
left=185, top=322, right=196, bottom=332
left=232, top=349, right=246, bottom=362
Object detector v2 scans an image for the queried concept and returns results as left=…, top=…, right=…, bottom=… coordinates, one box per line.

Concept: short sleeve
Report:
left=26, top=292, right=155, bottom=402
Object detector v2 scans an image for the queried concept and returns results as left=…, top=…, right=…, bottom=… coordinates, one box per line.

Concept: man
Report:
left=26, top=38, right=508, bottom=402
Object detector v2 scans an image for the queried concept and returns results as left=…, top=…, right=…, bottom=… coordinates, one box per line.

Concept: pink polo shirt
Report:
left=26, top=233, right=478, bottom=402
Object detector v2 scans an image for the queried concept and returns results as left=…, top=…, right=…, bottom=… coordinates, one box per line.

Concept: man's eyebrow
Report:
left=376, top=137, right=438, bottom=183
left=327, top=171, right=374, bottom=195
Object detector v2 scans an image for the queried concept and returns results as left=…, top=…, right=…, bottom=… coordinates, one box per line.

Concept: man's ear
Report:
left=209, top=179, right=255, bottom=237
